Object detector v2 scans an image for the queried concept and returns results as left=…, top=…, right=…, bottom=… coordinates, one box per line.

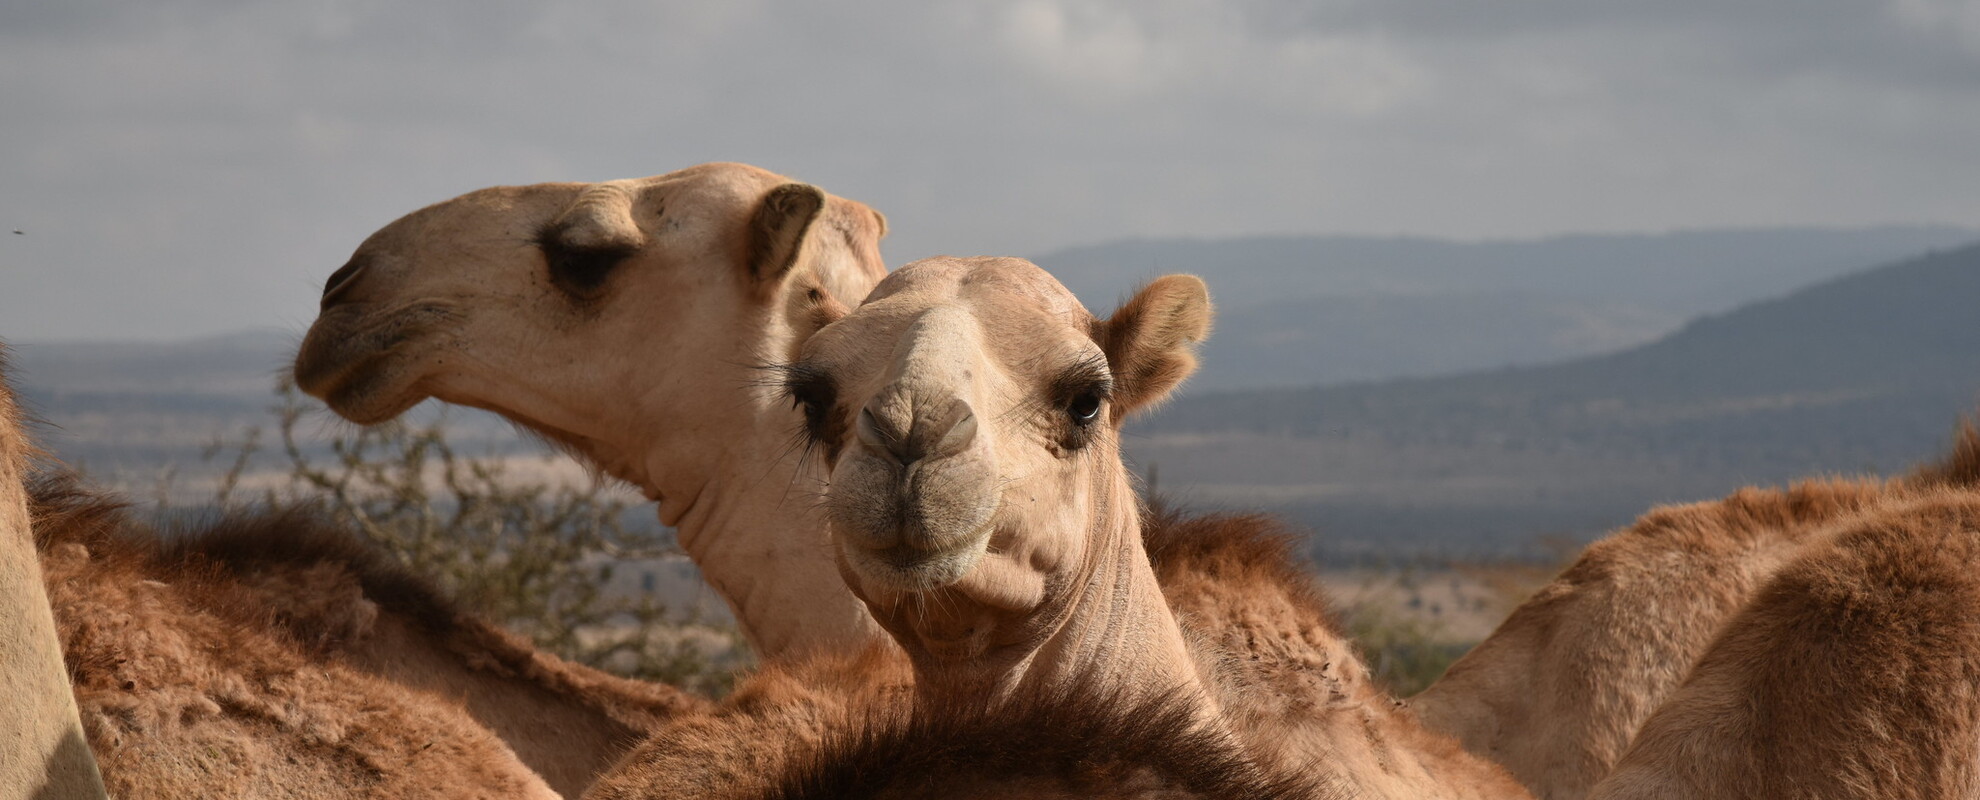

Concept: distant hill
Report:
left=13, top=231, right=1977, bottom=560
left=1035, top=227, right=1977, bottom=389
left=1129, top=242, right=1980, bottom=559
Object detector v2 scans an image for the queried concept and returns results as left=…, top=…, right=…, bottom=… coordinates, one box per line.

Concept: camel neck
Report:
left=644, top=401, right=879, bottom=659
left=1025, top=514, right=1207, bottom=702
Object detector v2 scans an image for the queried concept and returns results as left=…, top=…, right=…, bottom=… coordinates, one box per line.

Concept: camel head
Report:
left=784, top=256, right=1211, bottom=694
left=294, top=162, right=887, bottom=496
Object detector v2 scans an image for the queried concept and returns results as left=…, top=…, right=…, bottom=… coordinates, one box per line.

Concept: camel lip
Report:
left=844, top=521, right=996, bottom=592
left=293, top=302, right=459, bottom=423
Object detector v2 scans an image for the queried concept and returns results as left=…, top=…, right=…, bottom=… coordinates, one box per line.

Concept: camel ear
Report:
left=747, top=183, right=827, bottom=289
left=1100, top=277, right=1203, bottom=417
left=1098, top=275, right=1212, bottom=420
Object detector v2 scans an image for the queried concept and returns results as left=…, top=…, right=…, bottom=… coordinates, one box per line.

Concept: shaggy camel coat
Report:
left=34, top=478, right=705, bottom=799
left=1590, top=430, right=1980, bottom=800
left=586, top=504, right=1526, bottom=799
left=1414, top=424, right=1980, bottom=799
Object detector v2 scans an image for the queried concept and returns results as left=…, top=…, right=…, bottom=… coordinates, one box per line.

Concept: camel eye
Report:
left=780, top=366, right=840, bottom=445
left=1068, top=392, right=1103, bottom=426
left=541, top=240, right=635, bottom=299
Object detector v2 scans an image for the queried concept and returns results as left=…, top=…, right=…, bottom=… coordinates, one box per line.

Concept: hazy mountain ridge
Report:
left=1037, top=226, right=1976, bottom=389
left=1130, top=242, right=1980, bottom=558
left=11, top=229, right=1977, bottom=557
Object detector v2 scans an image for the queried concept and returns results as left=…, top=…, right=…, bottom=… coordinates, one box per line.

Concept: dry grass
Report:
left=165, top=379, right=750, bottom=694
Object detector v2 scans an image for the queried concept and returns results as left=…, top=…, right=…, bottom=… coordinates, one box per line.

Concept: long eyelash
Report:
left=755, top=360, right=847, bottom=472
left=1048, top=351, right=1114, bottom=405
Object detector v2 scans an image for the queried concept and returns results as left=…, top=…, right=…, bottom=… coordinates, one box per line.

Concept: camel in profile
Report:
left=22, top=160, right=890, bottom=798
left=1, top=346, right=105, bottom=799
left=589, top=257, right=1532, bottom=799
left=295, top=162, right=890, bottom=659
left=0, top=162, right=882, bottom=799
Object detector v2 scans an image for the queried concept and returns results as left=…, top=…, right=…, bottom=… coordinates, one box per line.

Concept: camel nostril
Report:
left=928, top=408, right=976, bottom=460
left=857, top=396, right=978, bottom=465
left=856, top=406, right=905, bottom=460
left=320, top=256, right=370, bottom=310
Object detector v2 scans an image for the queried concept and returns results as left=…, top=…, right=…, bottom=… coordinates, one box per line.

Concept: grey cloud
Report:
left=1, top=0, right=1976, bottom=340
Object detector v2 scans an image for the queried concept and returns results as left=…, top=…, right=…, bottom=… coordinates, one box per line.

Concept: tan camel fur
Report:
left=589, top=257, right=1530, bottom=799
left=0, top=349, right=106, bottom=800
left=1413, top=426, right=1980, bottom=799
left=34, top=473, right=710, bottom=799
left=1587, top=434, right=1980, bottom=800
left=295, top=162, right=890, bottom=660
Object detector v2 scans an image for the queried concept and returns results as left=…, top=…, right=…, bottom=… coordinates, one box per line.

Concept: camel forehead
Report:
left=353, top=162, right=791, bottom=258
left=827, top=257, right=1097, bottom=373
left=867, top=257, right=1091, bottom=329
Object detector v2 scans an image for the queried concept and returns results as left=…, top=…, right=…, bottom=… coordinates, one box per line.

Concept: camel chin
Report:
left=293, top=303, right=456, bottom=424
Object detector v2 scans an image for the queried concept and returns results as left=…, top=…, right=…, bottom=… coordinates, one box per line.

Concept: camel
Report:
left=1585, top=436, right=1980, bottom=800
left=0, top=162, right=881, bottom=800
left=1, top=347, right=106, bottom=800
left=587, top=257, right=1532, bottom=799
left=1412, top=425, right=1980, bottom=799
left=289, top=163, right=1978, bottom=796
left=294, top=162, right=890, bottom=659
left=12, top=161, right=890, bottom=799
left=290, top=166, right=1550, bottom=792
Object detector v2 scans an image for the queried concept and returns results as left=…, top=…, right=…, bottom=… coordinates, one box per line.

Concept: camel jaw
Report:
left=293, top=301, right=461, bottom=424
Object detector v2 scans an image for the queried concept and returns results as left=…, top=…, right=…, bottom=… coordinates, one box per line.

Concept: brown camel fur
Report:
left=34, top=475, right=705, bottom=798
left=0, top=348, right=106, bottom=800
left=1588, top=432, right=1980, bottom=800
left=1413, top=423, right=1980, bottom=799
left=588, top=258, right=1530, bottom=799
left=587, top=643, right=1332, bottom=800
left=585, top=511, right=1385, bottom=799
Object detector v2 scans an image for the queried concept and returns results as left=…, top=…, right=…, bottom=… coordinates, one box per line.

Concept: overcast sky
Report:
left=3, top=0, right=1978, bottom=340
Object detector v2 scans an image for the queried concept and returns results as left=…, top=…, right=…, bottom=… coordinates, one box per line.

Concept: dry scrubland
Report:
left=43, top=379, right=1510, bottom=697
